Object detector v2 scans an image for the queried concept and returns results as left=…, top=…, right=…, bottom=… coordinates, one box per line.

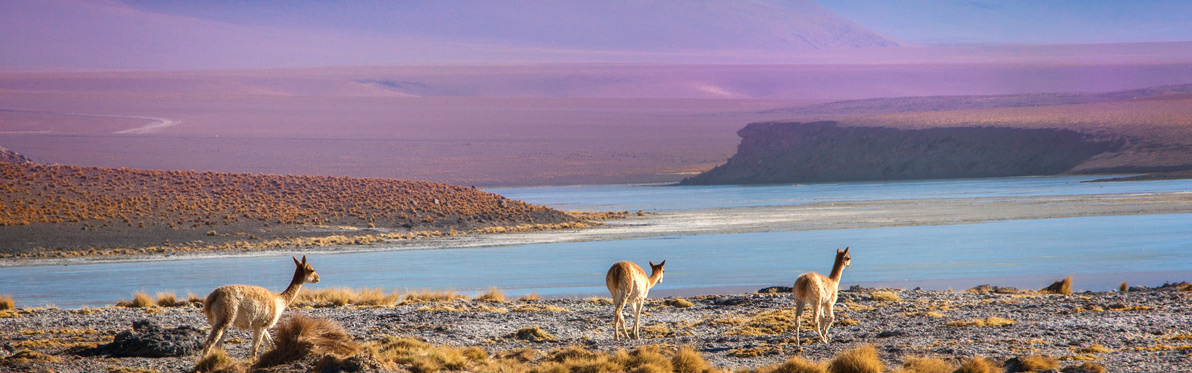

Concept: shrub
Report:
left=671, top=346, right=712, bottom=373
left=894, top=356, right=954, bottom=373
left=253, top=315, right=359, bottom=369
left=665, top=297, right=695, bottom=308
left=517, top=292, right=542, bottom=302
left=116, top=291, right=154, bottom=308
left=401, top=290, right=466, bottom=304
left=953, top=357, right=998, bottom=373
left=475, top=287, right=507, bottom=303
left=155, top=292, right=184, bottom=307
left=192, top=347, right=243, bottom=373
left=512, top=326, right=556, bottom=342
left=871, top=291, right=901, bottom=302
left=755, top=356, right=828, bottom=373
left=1042, top=275, right=1073, bottom=295
left=1078, top=344, right=1113, bottom=354
left=1119, top=282, right=1128, bottom=293
left=1006, top=355, right=1058, bottom=372
left=0, top=295, right=13, bottom=310
left=1061, top=362, right=1107, bottom=373
left=828, top=345, right=884, bottom=373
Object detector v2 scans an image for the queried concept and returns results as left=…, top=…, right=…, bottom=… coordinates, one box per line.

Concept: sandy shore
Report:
left=4, top=190, right=1190, bottom=268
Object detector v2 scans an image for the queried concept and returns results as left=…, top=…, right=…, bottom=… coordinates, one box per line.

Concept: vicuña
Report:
left=199, top=255, right=320, bottom=358
left=792, top=247, right=850, bottom=345
left=605, top=260, right=665, bottom=340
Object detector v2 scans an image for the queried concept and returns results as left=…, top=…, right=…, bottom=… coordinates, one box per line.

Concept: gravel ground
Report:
left=2, top=286, right=1190, bottom=372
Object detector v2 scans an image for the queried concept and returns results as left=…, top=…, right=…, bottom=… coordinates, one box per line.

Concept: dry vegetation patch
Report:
left=946, top=317, right=1016, bottom=328
left=294, top=287, right=400, bottom=308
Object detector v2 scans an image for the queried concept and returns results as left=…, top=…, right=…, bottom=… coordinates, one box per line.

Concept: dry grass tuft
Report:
left=517, top=292, right=542, bottom=302
left=475, top=287, right=508, bottom=303
left=953, top=357, right=999, bottom=373
left=893, top=356, right=954, bottom=373
left=750, top=356, right=827, bottom=373
left=116, top=291, right=155, bottom=308
left=946, top=317, right=1015, bottom=327
left=1119, top=282, right=1128, bottom=293
left=1078, top=344, right=1113, bottom=354
left=154, top=292, right=186, bottom=307
left=512, top=326, right=557, bottom=342
left=828, top=345, right=884, bottom=373
left=192, top=347, right=243, bottom=373
left=0, top=295, right=13, bottom=310
left=253, top=314, right=359, bottom=369
left=1010, top=355, right=1059, bottom=372
left=728, top=308, right=798, bottom=336
left=401, top=289, right=466, bottom=305
left=1061, top=362, right=1107, bottom=373
left=870, top=291, right=901, bottom=302
left=585, top=296, right=613, bottom=304
left=511, top=304, right=571, bottom=313
left=1042, top=275, right=1073, bottom=295
left=665, top=297, right=695, bottom=308
left=297, top=287, right=400, bottom=308
left=671, top=346, right=712, bottom=373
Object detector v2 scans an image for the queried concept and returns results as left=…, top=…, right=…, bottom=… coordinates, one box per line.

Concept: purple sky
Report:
left=1, top=0, right=1189, bottom=70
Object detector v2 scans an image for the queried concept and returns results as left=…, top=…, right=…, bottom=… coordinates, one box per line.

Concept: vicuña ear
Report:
left=844, top=247, right=850, bottom=253
left=293, top=256, right=301, bottom=266
left=301, top=255, right=308, bottom=264
left=659, top=260, right=665, bottom=267
left=649, top=261, right=655, bottom=267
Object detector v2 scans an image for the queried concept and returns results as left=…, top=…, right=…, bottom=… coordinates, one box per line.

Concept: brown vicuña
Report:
left=199, top=255, right=320, bottom=359
left=792, top=247, right=851, bottom=345
left=605, top=260, right=665, bottom=340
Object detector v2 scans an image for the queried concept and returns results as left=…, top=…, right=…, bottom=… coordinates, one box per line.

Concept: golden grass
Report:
left=870, top=291, right=901, bottom=302
left=475, top=287, right=507, bottom=303
left=115, top=291, right=155, bottom=308
left=585, top=296, right=613, bottom=304
left=671, top=346, right=713, bottom=373
left=253, top=315, right=359, bottom=369
left=295, top=287, right=400, bottom=308
left=1042, top=275, right=1073, bottom=295
left=1063, top=362, right=1107, bottom=373
left=0, top=294, right=13, bottom=310
left=665, top=297, right=695, bottom=308
left=517, top=292, right=542, bottom=302
left=415, top=302, right=509, bottom=313
left=953, top=357, right=999, bottom=373
left=892, top=356, right=954, bottom=373
left=946, top=317, right=1015, bottom=327
left=1078, top=345, right=1113, bottom=354
left=828, top=345, right=884, bottom=373
left=1119, top=282, right=1129, bottom=293
left=401, top=290, right=467, bottom=305
left=192, top=347, right=242, bottom=373
left=727, top=309, right=798, bottom=336
left=1012, top=355, right=1058, bottom=371
left=512, top=326, right=557, bottom=342
left=748, top=356, right=828, bottom=373
left=511, top=304, right=571, bottom=313
left=154, top=292, right=187, bottom=307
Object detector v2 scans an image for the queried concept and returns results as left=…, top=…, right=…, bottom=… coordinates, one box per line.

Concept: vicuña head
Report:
left=199, top=255, right=319, bottom=359
left=605, top=259, right=665, bottom=340
left=792, top=247, right=850, bottom=345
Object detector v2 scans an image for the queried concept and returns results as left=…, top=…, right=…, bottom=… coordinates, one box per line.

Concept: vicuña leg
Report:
left=250, top=327, right=267, bottom=359
left=632, top=300, right=644, bottom=340
left=793, top=300, right=806, bottom=345
left=811, top=304, right=826, bottom=343
left=613, top=299, right=627, bottom=340
left=201, top=320, right=229, bottom=357
left=821, top=302, right=835, bottom=343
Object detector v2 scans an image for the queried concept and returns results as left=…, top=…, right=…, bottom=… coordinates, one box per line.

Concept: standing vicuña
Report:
left=605, top=260, right=665, bottom=340
left=199, top=255, right=320, bottom=358
left=792, top=247, right=850, bottom=345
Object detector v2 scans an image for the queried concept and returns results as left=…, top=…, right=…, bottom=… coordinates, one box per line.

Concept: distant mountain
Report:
left=1, top=0, right=901, bottom=69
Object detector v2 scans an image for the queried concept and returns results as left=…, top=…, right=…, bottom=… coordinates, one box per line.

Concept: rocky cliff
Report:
left=680, top=121, right=1125, bottom=185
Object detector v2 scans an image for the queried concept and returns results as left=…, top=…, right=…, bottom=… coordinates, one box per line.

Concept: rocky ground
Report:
left=2, top=286, right=1190, bottom=372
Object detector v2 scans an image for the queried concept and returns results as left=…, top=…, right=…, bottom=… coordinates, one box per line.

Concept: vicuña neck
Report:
left=278, top=268, right=305, bottom=305
left=647, top=271, right=663, bottom=289
left=828, top=258, right=846, bottom=283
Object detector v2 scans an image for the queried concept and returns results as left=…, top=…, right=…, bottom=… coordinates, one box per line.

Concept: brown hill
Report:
left=0, top=163, right=594, bottom=259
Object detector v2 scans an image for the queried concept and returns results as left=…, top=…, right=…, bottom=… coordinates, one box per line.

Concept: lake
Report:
left=2, top=176, right=1190, bottom=308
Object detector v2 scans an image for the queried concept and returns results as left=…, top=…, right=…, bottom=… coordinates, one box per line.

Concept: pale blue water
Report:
left=2, top=177, right=1190, bottom=308
left=487, top=175, right=1192, bottom=211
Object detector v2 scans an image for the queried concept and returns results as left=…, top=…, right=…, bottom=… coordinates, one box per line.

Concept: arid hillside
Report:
left=0, top=163, right=598, bottom=259
left=685, top=87, right=1192, bottom=184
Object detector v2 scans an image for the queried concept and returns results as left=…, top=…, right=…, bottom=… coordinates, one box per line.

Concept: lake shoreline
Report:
left=4, top=190, right=1190, bottom=269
